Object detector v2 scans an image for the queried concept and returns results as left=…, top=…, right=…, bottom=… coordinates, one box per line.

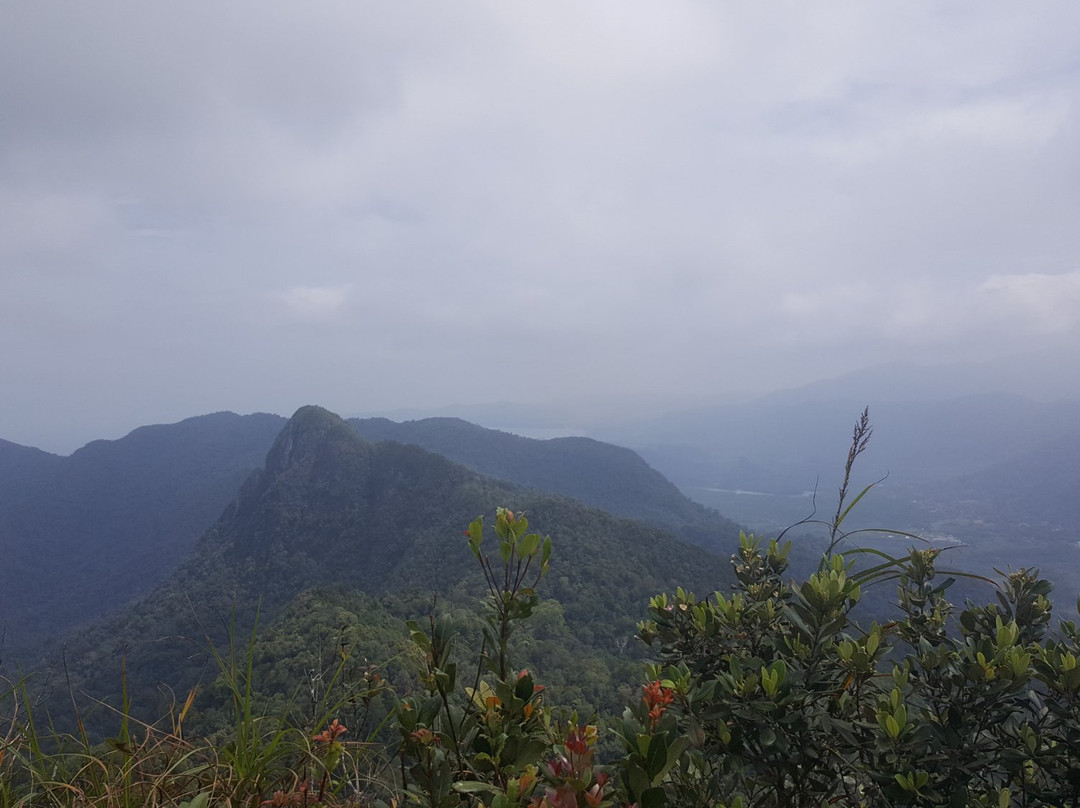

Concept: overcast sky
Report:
left=3, top=2, right=1080, bottom=453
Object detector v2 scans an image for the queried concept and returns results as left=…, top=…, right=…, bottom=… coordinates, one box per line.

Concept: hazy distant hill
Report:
left=0, top=411, right=286, bottom=661
left=0, top=438, right=63, bottom=490
left=768, top=354, right=1080, bottom=404
left=602, top=376, right=1080, bottom=599
left=53, top=406, right=733, bottom=730
left=602, top=392, right=1080, bottom=495
left=932, top=429, right=1080, bottom=529
left=349, top=416, right=742, bottom=553
left=880, top=430, right=1080, bottom=594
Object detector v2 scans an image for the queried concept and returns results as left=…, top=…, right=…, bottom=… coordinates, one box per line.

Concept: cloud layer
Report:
left=2, top=2, right=1079, bottom=450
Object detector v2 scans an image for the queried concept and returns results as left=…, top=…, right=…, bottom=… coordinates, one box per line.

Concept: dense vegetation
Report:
left=3, top=411, right=1080, bottom=806
left=4, top=510, right=1080, bottom=805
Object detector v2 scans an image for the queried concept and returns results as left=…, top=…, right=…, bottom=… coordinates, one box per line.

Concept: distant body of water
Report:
left=702, top=487, right=816, bottom=498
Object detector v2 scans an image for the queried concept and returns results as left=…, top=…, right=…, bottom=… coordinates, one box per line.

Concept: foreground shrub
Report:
left=395, top=508, right=613, bottom=808
left=632, top=536, right=1080, bottom=807
left=390, top=413, right=1080, bottom=808
left=621, top=411, right=1080, bottom=807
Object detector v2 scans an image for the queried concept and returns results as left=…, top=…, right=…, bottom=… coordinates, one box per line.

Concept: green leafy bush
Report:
left=618, top=411, right=1080, bottom=807
left=388, top=414, right=1080, bottom=808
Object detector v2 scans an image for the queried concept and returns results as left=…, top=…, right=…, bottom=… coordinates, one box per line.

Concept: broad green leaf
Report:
left=518, top=531, right=540, bottom=557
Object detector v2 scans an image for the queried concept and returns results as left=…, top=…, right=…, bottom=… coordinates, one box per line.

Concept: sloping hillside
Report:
left=350, top=416, right=741, bottom=553
left=0, top=412, right=286, bottom=660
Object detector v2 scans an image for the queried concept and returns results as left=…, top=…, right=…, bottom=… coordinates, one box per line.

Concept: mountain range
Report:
left=0, top=407, right=738, bottom=681
left=13, top=406, right=734, bottom=733
left=2, top=369, right=1078, bottom=732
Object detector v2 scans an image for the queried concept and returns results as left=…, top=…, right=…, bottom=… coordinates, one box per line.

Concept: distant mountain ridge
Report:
left=349, top=416, right=741, bottom=553
left=600, top=392, right=1080, bottom=494
left=0, top=439, right=63, bottom=519
left=922, top=428, right=1080, bottom=530
left=0, top=411, right=287, bottom=660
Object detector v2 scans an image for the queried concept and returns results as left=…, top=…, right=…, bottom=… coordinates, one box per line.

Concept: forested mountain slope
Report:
left=51, top=406, right=734, bottom=732
left=0, top=412, right=287, bottom=661
left=1, top=410, right=742, bottom=668
left=349, top=416, right=741, bottom=553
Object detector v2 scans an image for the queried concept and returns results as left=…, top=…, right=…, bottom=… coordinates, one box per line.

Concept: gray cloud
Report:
left=3, top=2, right=1080, bottom=451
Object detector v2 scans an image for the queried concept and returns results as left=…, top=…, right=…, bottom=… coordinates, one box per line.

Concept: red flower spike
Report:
left=642, top=681, right=675, bottom=729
